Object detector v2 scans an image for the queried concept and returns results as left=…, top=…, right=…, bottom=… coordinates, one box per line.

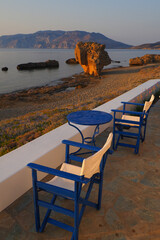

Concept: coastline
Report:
left=0, top=63, right=160, bottom=120
left=0, top=63, right=160, bottom=156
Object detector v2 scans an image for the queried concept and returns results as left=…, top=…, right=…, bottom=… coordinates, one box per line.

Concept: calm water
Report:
left=0, top=48, right=160, bottom=94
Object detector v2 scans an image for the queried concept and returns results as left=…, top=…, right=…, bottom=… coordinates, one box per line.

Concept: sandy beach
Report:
left=0, top=63, right=160, bottom=156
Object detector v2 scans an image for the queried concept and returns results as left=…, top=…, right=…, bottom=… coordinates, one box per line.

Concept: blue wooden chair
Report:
left=112, top=95, right=154, bottom=154
left=27, top=133, right=113, bottom=240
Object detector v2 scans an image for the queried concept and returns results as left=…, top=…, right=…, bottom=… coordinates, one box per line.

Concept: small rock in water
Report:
left=2, top=67, right=8, bottom=71
left=111, top=60, right=121, bottom=63
left=66, top=58, right=79, bottom=64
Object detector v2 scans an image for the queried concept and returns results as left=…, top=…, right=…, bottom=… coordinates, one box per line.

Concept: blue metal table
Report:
left=67, top=110, right=113, bottom=146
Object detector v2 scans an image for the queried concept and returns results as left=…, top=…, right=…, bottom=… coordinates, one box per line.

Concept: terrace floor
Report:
left=0, top=100, right=160, bottom=240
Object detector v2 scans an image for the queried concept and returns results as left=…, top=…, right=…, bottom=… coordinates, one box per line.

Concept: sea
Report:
left=0, top=48, right=160, bottom=95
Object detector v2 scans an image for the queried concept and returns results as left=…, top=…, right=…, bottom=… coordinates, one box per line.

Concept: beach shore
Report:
left=0, top=63, right=160, bottom=120
left=0, top=63, right=160, bottom=156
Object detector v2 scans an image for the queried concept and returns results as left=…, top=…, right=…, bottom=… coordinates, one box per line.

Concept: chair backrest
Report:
left=149, top=94, right=155, bottom=103
left=80, top=133, right=113, bottom=178
left=143, top=94, right=155, bottom=113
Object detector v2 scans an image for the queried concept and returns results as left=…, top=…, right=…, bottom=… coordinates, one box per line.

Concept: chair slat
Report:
left=38, top=200, right=74, bottom=218
left=48, top=218, right=74, bottom=232
left=118, top=142, right=137, bottom=148
left=79, top=198, right=97, bottom=209
left=37, top=181, right=75, bottom=199
left=69, top=154, right=84, bottom=163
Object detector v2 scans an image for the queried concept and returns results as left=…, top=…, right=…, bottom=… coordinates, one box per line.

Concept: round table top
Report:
left=67, top=110, right=113, bottom=126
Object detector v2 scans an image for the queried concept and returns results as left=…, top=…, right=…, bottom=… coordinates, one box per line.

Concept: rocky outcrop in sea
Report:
left=1, top=67, right=8, bottom=71
left=65, top=58, right=79, bottom=64
left=75, top=42, right=111, bottom=76
left=129, top=54, right=160, bottom=66
left=17, top=60, right=59, bottom=70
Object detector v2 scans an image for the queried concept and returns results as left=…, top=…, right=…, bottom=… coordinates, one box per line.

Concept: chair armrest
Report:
left=111, top=109, right=145, bottom=116
left=121, top=101, right=144, bottom=106
left=27, top=163, right=89, bottom=184
left=62, top=140, right=101, bottom=152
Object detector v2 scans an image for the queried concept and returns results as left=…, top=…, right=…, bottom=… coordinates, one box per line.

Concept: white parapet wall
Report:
left=0, top=79, right=160, bottom=212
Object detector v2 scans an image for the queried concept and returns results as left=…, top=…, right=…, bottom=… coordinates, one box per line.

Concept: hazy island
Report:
left=0, top=30, right=159, bottom=50
left=0, top=30, right=132, bottom=49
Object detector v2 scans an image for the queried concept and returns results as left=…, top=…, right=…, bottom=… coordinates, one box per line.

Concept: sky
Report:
left=0, top=0, right=160, bottom=46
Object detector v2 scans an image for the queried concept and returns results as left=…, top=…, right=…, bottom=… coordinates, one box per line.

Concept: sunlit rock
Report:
left=75, top=42, right=111, bottom=76
left=129, top=54, right=160, bottom=66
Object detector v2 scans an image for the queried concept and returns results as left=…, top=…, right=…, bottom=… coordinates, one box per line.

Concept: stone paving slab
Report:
left=0, top=100, right=160, bottom=240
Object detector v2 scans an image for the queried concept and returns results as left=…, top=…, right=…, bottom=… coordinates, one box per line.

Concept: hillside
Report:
left=0, top=30, right=132, bottom=49
left=131, top=41, right=160, bottom=49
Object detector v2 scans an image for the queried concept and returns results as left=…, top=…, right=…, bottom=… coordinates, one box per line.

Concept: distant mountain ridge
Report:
left=0, top=30, right=132, bottom=49
left=131, top=41, right=160, bottom=49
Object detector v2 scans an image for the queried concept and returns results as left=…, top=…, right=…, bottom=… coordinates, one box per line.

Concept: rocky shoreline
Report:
left=0, top=72, right=98, bottom=100
left=0, top=63, right=160, bottom=121
left=0, top=63, right=160, bottom=156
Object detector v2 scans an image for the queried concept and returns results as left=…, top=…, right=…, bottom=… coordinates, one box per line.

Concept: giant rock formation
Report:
left=75, top=42, right=111, bottom=76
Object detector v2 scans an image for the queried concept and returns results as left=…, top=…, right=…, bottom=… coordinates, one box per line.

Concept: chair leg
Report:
left=39, top=194, right=57, bottom=232
left=115, top=133, right=121, bottom=150
left=74, top=182, right=79, bottom=240
left=135, top=128, right=141, bottom=154
left=117, top=125, right=124, bottom=139
left=112, top=119, right=116, bottom=150
left=142, top=124, right=147, bottom=142
left=32, top=170, right=40, bottom=232
left=97, top=174, right=103, bottom=210
left=135, top=143, right=139, bottom=154
left=78, top=181, right=94, bottom=225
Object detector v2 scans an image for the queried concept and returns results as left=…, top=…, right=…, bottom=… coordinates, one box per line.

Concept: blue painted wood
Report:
left=28, top=135, right=112, bottom=239
left=111, top=99, right=153, bottom=153
left=115, top=118, right=140, bottom=125
left=68, top=154, right=84, bottom=163
left=79, top=197, right=98, bottom=209
left=40, top=195, right=57, bottom=232
left=74, top=181, right=79, bottom=240
left=118, top=142, right=137, bottom=148
left=112, top=108, right=144, bottom=153
left=47, top=218, right=74, bottom=232
left=63, top=139, right=101, bottom=162
left=65, top=143, right=70, bottom=163
left=78, top=181, right=94, bottom=225
left=32, top=169, right=40, bottom=232
left=38, top=200, right=74, bottom=218
left=122, top=101, right=144, bottom=113
left=37, top=182, right=75, bottom=199
left=112, top=109, right=146, bottom=116
left=97, top=173, right=103, bottom=210
left=62, top=140, right=101, bottom=151
left=114, top=130, right=139, bottom=137
left=28, top=163, right=88, bottom=183
left=62, top=139, right=101, bottom=156
left=121, top=101, right=144, bottom=106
